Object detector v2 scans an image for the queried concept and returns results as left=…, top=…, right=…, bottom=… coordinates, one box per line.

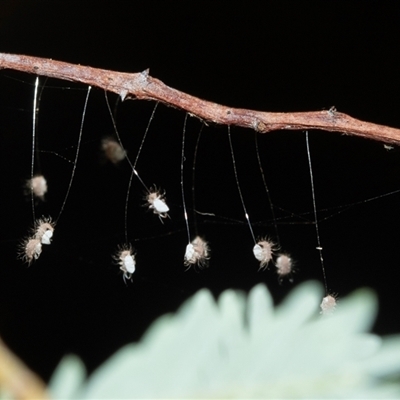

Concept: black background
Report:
left=1, top=1, right=400, bottom=382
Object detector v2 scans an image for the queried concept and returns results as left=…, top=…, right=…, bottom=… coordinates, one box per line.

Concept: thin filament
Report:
left=228, top=126, right=256, bottom=243
left=133, top=102, right=158, bottom=170
left=56, top=86, right=91, bottom=222
left=305, top=131, right=328, bottom=293
left=112, top=96, right=120, bottom=120
left=254, top=132, right=280, bottom=245
left=34, top=76, right=48, bottom=173
left=123, top=103, right=157, bottom=242
left=181, top=114, right=191, bottom=243
left=30, top=76, right=39, bottom=222
left=103, top=91, right=149, bottom=191
left=191, top=124, right=204, bottom=234
left=104, top=91, right=133, bottom=170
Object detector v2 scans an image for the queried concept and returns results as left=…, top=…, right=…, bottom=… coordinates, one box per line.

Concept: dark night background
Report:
left=1, top=1, right=400, bottom=383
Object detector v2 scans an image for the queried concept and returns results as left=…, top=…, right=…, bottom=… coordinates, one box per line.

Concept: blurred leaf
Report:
left=48, top=355, right=85, bottom=400
left=49, top=281, right=400, bottom=399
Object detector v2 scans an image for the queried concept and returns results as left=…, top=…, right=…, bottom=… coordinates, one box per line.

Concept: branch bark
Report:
left=1, top=52, right=399, bottom=145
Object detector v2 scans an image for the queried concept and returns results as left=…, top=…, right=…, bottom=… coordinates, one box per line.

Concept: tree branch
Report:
left=1, top=52, right=399, bottom=144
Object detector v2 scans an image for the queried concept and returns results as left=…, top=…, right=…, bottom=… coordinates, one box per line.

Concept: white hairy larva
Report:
left=20, top=217, right=55, bottom=265
left=21, top=238, right=43, bottom=265
left=184, top=243, right=195, bottom=263
left=41, top=229, right=53, bottom=245
left=184, top=236, right=210, bottom=270
left=146, top=188, right=170, bottom=220
left=275, top=254, right=294, bottom=282
left=320, top=294, right=337, bottom=315
left=101, top=137, right=126, bottom=164
left=253, top=238, right=275, bottom=270
left=26, top=175, right=47, bottom=200
left=34, top=218, right=55, bottom=245
left=123, top=254, right=136, bottom=274
left=114, top=245, right=136, bottom=282
left=153, top=197, right=169, bottom=214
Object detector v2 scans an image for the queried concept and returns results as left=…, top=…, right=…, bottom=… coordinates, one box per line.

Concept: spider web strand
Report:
left=254, top=132, right=280, bottom=245
left=228, top=126, right=256, bottom=244
left=56, top=86, right=91, bottom=222
left=305, top=131, right=328, bottom=293
left=133, top=102, right=158, bottom=170
left=30, top=76, right=39, bottom=222
left=123, top=104, right=158, bottom=242
left=191, top=123, right=204, bottom=234
left=181, top=114, right=191, bottom=243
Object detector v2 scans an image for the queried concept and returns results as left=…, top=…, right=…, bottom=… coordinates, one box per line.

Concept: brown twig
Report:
left=1, top=52, right=400, bottom=144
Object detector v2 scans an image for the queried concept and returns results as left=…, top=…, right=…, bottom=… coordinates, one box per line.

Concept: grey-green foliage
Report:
left=49, top=281, right=400, bottom=399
